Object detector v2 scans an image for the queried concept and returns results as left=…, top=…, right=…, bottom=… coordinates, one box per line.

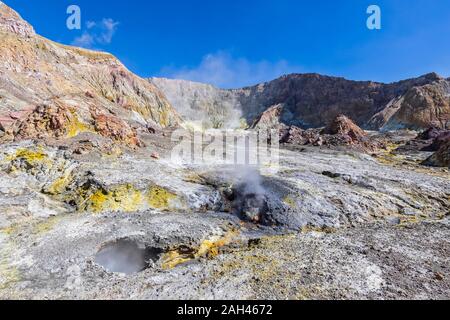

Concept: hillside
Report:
left=0, top=2, right=180, bottom=146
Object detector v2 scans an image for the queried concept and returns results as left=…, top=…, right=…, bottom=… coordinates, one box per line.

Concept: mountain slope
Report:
left=0, top=2, right=180, bottom=145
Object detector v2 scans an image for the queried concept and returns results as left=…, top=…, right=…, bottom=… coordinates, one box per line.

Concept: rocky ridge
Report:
left=151, top=72, right=450, bottom=131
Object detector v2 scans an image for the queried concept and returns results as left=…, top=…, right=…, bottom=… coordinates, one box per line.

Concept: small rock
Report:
left=314, top=137, right=323, bottom=146
left=322, top=171, right=342, bottom=179
left=146, top=125, right=157, bottom=134
left=435, top=273, right=444, bottom=281
left=400, top=208, right=419, bottom=216
left=387, top=217, right=401, bottom=225
left=151, top=152, right=160, bottom=159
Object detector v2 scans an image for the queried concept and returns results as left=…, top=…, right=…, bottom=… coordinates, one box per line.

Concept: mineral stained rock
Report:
left=322, top=115, right=367, bottom=141
left=277, top=115, right=385, bottom=152
left=250, top=104, right=285, bottom=130
left=0, top=2, right=449, bottom=300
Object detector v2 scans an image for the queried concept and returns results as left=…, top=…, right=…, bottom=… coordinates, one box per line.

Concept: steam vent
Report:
left=0, top=1, right=449, bottom=300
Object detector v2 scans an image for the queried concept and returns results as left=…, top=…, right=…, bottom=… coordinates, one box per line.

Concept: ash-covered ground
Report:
left=0, top=129, right=448, bottom=300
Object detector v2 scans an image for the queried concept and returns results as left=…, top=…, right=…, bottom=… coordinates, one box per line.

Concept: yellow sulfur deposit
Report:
left=161, top=230, right=238, bottom=270
left=196, top=231, right=237, bottom=258
left=161, top=250, right=194, bottom=270
left=85, top=184, right=143, bottom=213
left=0, top=265, right=20, bottom=290
left=66, top=113, right=92, bottom=138
left=7, top=147, right=48, bottom=165
left=47, top=170, right=73, bottom=195
left=0, top=235, right=20, bottom=290
left=63, top=183, right=179, bottom=214
left=147, top=186, right=176, bottom=210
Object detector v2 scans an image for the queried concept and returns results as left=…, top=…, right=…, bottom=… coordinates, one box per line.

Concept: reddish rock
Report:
left=322, top=115, right=367, bottom=143
left=235, top=72, right=449, bottom=131
left=313, top=136, right=324, bottom=147
left=279, top=115, right=383, bottom=152
left=92, top=112, right=143, bottom=147
left=403, top=127, right=450, bottom=152
left=384, top=83, right=450, bottom=130
left=151, top=152, right=160, bottom=159
left=12, top=103, right=77, bottom=140
left=10, top=102, right=145, bottom=147
left=251, top=104, right=284, bottom=130
left=280, top=126, right=320, bottom=145
left=0, top=2, right=180, bottom=151
left=0, top=117, right=10, bottom=132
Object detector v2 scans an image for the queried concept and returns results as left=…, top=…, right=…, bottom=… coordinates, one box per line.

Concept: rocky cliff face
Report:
left=0, top=2, right=180, bottom=145
left=236, top=72, right=450, bottom=130
left=370, top=79, right=450, bottom=130
left=152, top=73, right=450, bottom=131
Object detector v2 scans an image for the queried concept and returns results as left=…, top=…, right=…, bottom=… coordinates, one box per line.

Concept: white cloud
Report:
left=98, top=18, right=119, bottom=44
left=159, top=51, right=302, bottom=89
left=72, top=33, right=94, bottom=48
left=72, top=18, right=119, bottom=49
left=86, top=21, right=96, bottom=29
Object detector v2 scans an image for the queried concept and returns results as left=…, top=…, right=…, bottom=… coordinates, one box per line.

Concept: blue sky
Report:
left=4, top=0, right=450, bottom=88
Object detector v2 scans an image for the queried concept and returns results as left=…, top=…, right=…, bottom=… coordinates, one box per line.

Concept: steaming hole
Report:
left=224, top=183, right=269, bottom=224
left=95, top=239, right=162, bottom=275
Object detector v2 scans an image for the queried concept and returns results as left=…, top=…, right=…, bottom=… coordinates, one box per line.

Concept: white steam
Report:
left=95, top=240, right=151, bottom=275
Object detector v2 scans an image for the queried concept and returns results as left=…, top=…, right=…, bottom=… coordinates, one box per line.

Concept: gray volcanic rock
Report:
left=0, top=136, right=449, bottom=299
left=425, top=140, right=450, bottom=168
